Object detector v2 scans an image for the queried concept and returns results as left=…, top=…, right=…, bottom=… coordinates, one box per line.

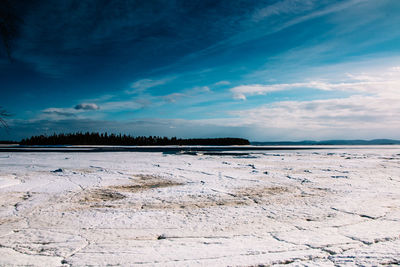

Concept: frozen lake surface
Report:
left=0, top=146, right=399, bottom=266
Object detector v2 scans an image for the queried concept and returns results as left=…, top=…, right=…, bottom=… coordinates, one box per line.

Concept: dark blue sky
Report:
left=1, top=0, right=400, bottom=141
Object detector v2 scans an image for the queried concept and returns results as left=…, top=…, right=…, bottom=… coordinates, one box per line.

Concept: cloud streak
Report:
left=190, top=92, right=400, bottom=140
left=127, top=77, right=174, bottom=94
left=252, top=0, right=315, bottom=22
left=231, top=67, right=400, bottom=100
left=230, top=95, right=400, bottom=129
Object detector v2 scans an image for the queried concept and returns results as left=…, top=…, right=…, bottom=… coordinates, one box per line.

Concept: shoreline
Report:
left=1, top=144, right=400, bottom=153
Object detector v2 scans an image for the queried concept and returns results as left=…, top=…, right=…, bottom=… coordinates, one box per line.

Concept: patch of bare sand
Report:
left=133, top=194, right=251, bottom=210
left=0, top=191, right=33, bottom=210
left=81, top=194, right=252, bottom=211
left=71, top=173, right=251, bottom=211
left=236, top=186, right=292, bottom=197
left=72, top=177, right=330, bottom=212
left=112, top=174, right=184, bottom=192
left=233, top=185, right=331, bottom=206
left=82, top=189, right=126, bottom=202
left=236, top=186, right=329, bottom=198
left=71, top=175, right=184, bottom=209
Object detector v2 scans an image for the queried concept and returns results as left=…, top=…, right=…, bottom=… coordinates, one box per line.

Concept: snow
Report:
left=0, top=146, right=399, bottom=266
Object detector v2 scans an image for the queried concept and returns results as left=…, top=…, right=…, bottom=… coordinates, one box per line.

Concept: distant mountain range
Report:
left=252, top=139, right=400, bottom=146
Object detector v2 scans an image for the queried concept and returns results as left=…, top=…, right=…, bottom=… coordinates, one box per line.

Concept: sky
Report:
left=1, top=0, right=400, bottom=141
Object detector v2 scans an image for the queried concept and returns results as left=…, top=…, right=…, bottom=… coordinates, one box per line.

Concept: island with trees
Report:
left=19, top=132, right=250, bottom=146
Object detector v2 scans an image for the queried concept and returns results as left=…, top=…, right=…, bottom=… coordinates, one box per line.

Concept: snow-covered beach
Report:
left=1, top=146, right=399, bottom=266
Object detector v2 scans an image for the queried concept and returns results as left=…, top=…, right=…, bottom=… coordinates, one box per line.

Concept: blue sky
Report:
left=1, top=0, right=400, bottom=141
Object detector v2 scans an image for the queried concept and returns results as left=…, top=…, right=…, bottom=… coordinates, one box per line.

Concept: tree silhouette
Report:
left=20, top=132, right=250, bottom=146
left=0, top=107, right=10, bottom=129
left=0, top=0, right=21, bottom=59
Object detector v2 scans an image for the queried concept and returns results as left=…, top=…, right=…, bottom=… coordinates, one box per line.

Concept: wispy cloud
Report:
left=40, top=103, right=101, bottom=121
left=187, top=86, right=211, bottom=94
left=230, top=95, right=400, bottom=129
left=231, top=83, right=308, bottom=100
left=214, top=81, right=231, bottom=86
left=126, top=77, right=174, bottom=94
left=163, top=93, right=185, bottom=103
left=231, top=67, right=400, bottom=100
left=221, top=67, right=400, bottom=139
left=266, top=0, right=369, bottom=36
left=252, top=0, right=315, bottom=22
left=89, top=99, right=144, bottom=112
left=42, top=108, right=76, bottom=117
left=162, top=85, right=212, bottom=103
left=191, top=91, right=400, bottom=140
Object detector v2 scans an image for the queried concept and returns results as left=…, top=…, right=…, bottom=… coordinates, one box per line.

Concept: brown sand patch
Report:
left=236, top=186, right=329, bottom=199
left=233, top=186, right=295, bottom=205
left=0, top=192, right=25, bottom=206
left=76, top=191, right=249, bottom=211
left=91, top=196, right=250, bottom=210
left=231, top=185, right=332, bottom=207
left=236, top=186, right=292, bottom=198
left=82, top=189, right=126, bottom=202
left=72, top=177, right=329, bottom=212
left=0, top=192, right=33, bottom=209
left=77, top=175, right=183, bottom=206
left=133, top=194, right=251, bottom=210
left=0, top=217, right=25, bottom=225
left=110, top=174, right=184, bottom=193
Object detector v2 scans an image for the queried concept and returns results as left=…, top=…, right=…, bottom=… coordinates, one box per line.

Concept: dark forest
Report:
left=20, top=132, right=250, bottom=146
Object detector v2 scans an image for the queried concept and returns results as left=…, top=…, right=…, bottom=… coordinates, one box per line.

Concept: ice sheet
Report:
left=0, top=147, right=399, bottom=266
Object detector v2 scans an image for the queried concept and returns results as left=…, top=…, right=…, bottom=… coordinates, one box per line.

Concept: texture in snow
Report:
left=0, top=147, right=400, bottom=266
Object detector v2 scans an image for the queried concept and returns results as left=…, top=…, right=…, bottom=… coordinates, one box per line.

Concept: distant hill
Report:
left=252, top=139, right=400, bottom=146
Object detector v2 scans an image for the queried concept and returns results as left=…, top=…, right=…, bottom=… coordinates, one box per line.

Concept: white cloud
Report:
left=231, top=83, right=318, bottom=100
left=40, top=103, right=102, bottom=120
left=40, top=108, right=78, bottom=120
left=231, top=67, right=400, bottom=100
left=38, top=98, right=144, bottom=122
left=230, top=95, right=400, bottom=129
left=217, top=67, right=400, bottom=139
left=194, top=92, right=400, bottom=140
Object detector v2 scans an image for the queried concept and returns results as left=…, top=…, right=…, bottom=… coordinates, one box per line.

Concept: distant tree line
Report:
left=19, top=132, right=250, bottom=146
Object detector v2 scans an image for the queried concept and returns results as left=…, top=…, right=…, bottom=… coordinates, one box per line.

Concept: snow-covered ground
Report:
left=0, top=147, right=399, bottom=266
